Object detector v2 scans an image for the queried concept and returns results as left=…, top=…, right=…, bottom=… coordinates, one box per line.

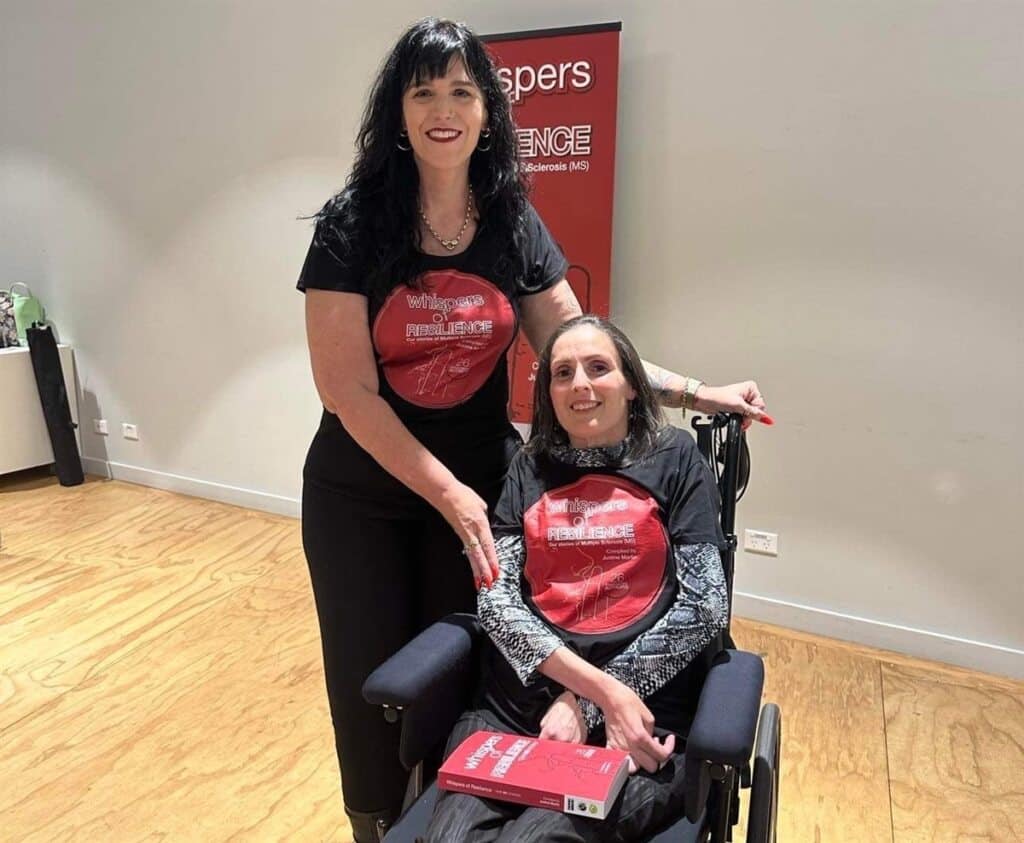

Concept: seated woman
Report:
left=424, top=315, right=730, bottom=843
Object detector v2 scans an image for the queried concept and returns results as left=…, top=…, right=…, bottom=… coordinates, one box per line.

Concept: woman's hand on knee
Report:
left=436, top=482, right=500, bottom=588
left=539, top=691, right=586, bottom=743
left=617, top=732, right=675, bottom=775
left=600, top=681, right=674, bottom=774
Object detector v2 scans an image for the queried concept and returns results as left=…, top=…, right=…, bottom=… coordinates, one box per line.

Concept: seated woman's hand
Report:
left=539, top=691, right=586, bottom=743
left=600, top=681, right=676, bottom=774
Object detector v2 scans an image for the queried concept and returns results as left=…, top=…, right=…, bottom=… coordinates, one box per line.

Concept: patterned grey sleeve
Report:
left=577, top=542, right=729, bottom=731
left=478, top=534, right=565, bottom=686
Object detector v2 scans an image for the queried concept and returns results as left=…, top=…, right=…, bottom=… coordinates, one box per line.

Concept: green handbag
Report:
left=10, top=283, right=45, bottom=343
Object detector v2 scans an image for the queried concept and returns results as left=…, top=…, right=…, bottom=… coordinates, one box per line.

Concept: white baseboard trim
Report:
left=82, top=457, right=300, bottom=518
left=733, top=591, right=1024, bottom=680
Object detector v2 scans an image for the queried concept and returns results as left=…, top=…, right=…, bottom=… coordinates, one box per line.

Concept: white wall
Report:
left=2, top=1, right=1021, bottom=677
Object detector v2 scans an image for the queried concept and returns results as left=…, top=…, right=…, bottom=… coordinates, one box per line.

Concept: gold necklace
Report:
left=419, top=188, right=474, bottom=252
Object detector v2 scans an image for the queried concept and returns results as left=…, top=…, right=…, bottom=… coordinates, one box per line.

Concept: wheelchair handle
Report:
left=718, top=413, right=744, bottom=539
left=692, top=412, right=747, bottom=630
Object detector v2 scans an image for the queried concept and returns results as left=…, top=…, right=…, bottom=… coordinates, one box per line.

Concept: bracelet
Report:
left=681, top=377, right=704, bottom=417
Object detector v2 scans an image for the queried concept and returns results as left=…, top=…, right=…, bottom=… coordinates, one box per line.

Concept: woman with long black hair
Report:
left=297, top=18, right=767, bottom=842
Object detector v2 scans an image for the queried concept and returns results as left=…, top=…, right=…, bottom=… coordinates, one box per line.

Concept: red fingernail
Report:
left=474, top=577, right=481, bottom=591
left=759, top=414, right=775, bottom=426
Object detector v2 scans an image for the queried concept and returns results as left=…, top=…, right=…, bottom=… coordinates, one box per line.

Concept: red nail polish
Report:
left=474, top=577, right=481, bottom=590
left=759, top=414, right=775, bottom=426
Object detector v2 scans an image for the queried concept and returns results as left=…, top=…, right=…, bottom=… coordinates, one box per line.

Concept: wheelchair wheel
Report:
left=746, top=703, right=781, bottom=843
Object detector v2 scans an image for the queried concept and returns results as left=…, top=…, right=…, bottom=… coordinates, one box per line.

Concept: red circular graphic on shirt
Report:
left=372, top=270, right=516, bottom=408
left=523, top=475, right=669, bottom=634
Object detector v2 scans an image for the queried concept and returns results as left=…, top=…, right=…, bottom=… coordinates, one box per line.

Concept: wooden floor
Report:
left=1, top=472, right=1022, bottom=842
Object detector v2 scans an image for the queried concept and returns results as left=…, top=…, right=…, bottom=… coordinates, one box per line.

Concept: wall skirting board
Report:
left=733, top=591, right=1024, bottom=680
left=81, top=457, right=1022, bottom=681
left=81, top=458, right=301, bottom=518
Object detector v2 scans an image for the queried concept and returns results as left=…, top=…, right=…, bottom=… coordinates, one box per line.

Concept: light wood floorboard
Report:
left=883, top=661, right=1024, bottom=842
left=1, top=472, right=345, bottom=842
left=2, top=471, right=1022, bottom=842
left=731, top=619, right=894, bottom=842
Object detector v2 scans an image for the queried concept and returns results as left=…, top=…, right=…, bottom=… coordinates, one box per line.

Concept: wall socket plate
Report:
left=93, top=419, right=109, bottom=435
left=744, top=529, right=778, bottom=556
left=122, top=423, right=139, bottom=441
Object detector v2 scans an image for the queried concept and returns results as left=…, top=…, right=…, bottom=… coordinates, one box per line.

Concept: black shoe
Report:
left=346, top=807, right=396, bottom=843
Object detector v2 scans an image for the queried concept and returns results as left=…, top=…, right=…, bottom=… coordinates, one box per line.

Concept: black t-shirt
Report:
left=480, top=427, right=724, bottom=735
left=297, top=204, right=568, bottom=503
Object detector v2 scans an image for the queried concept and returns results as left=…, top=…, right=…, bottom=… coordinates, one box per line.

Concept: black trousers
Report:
left=424, top=709, right=689, bottom=843
left=301, top=478, right=501, bottom=816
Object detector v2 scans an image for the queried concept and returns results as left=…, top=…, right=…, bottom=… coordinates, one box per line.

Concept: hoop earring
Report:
left=475, top=128, right=492, bottom=152
left=396, top=130, right=411, bottom=152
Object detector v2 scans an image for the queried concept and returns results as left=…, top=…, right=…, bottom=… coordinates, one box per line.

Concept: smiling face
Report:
left=549, top=324, right=637, bottom=448
left=402, top=57, right=487, bottom=173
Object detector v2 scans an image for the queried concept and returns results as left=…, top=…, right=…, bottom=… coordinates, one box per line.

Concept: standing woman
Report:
left=297, top=18, right=767, bottom=843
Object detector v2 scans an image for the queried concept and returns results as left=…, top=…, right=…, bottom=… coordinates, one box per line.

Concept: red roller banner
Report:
left=483, top=23, right=621, bottom=424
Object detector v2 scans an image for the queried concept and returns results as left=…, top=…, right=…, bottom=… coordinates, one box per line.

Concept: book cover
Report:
left=437, top=730, right=631, bottom=820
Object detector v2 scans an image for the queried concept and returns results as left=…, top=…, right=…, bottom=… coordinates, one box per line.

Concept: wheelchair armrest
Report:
left=362, top=613, right=481, bottom=770
left=362, top=613, right=481, bottom=707
left=684, top=649, right=765, bottom=822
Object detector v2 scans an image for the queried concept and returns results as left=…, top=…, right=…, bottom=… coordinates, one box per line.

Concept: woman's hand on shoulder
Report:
left=694, top=381, right=772, bottom=430
left=434, top=483, right=500, bottom=589
left=539, top=691, right=586, bottom=744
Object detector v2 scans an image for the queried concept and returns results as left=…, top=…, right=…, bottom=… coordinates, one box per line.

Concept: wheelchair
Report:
left=363, top=414, right=782, bottom=842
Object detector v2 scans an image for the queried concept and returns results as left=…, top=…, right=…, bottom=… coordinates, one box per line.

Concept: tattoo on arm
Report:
left=642, top=360, right=686, bottom=408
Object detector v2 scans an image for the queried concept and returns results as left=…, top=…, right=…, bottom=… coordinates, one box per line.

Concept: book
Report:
left=437, top=730, right=631, bottom=820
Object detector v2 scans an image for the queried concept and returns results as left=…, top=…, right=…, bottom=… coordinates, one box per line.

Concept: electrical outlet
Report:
left=122, top=423, right=139, bottom=441
left=744, top=529, right=778, bottom=556
left=93, top=419, right=109, bottom=435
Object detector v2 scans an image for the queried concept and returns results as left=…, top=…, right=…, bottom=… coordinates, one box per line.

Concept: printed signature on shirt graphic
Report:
left=410, top=338, right=489, bottom=398
left=571, top=559, right=631, bottom=624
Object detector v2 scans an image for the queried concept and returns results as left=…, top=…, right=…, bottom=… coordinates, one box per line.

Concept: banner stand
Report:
left=483, top=22, right=622, bottom=424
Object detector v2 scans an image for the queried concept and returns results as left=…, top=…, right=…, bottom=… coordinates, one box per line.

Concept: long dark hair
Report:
left=527, top=315, right=664, bottom=463
left=311, top=18, right=528, bottom=299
